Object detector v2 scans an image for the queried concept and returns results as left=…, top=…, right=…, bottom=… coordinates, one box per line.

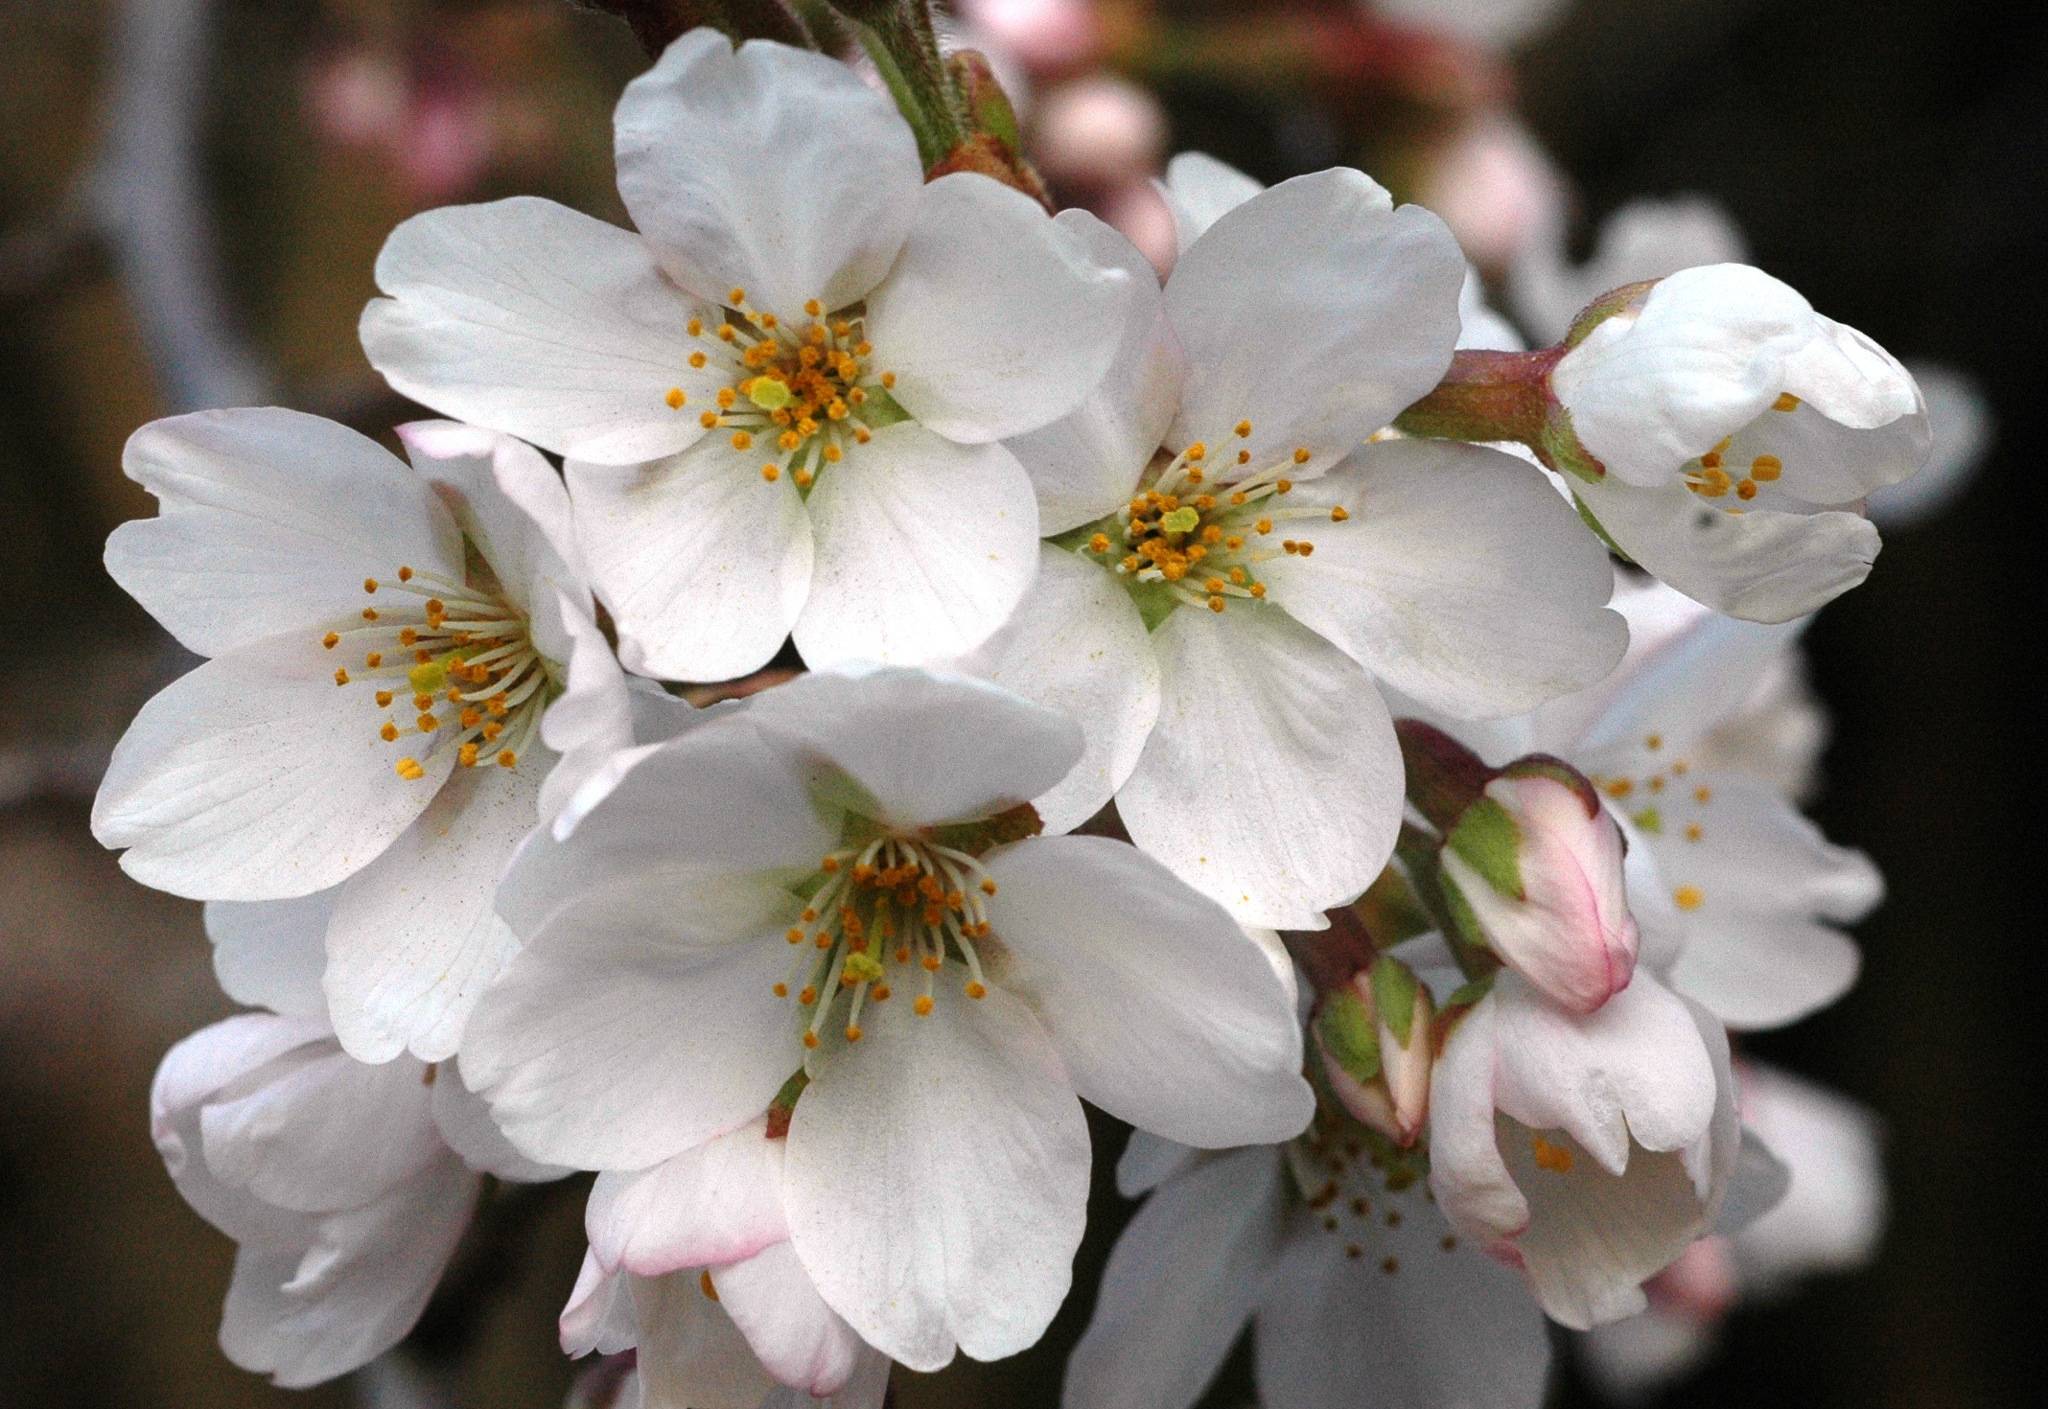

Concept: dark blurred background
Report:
left=1, top=1, right=2035, bottom=1406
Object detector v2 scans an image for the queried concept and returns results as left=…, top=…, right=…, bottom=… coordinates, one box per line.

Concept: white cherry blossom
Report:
left=1411, top=577, right=1881, bottom=1031
left=361, top=31, right=1131, bottom=680
left=460, top=666, right=1312, bottom=1372
left=154, top=892, right=560, bottom=1387
left=1579, top=1065, right=1886, bottom=1396
left=1064, top=1126, right=1551, bottom=1409
left=969, top=155, right=1625, bottom=928
left=93, top=410, right=640, bottom=1062
left=1427, top=965, right=1740, bottom=1329
left=1553, top=264, right=1930, bottom=623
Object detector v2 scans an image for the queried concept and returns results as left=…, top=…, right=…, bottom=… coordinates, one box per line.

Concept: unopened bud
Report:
left=1314, top=957, right=1432, bottom=1147
left=1438, top=762, right=1638, bottom=1014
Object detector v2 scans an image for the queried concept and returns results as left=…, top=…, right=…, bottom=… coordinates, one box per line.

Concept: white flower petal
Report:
left=153, top=1014, right=335, bottom=1245
left=534, top=590, right=647, bottom=825
left=461, top=900, right=801, bottom=1171
left=219, top=1156, right=476, bottom=1389
left=1062, top=1145, right=1286, bottom=1409
left=951, top=547, right=1160, bottom=834
left=1260, top=438, right=1626, bottom=717
left=323, top=757, right=544, bottom=1063
left=1576, top=471, right=1882, bottom=624
left=784, top=983, right=1090, bottom=1371
left=199, top=1044, right=441, bottom=1213
left=1164, top=170, right=1463, bottom=470
left=588, top=1117, right=790, bottom=1277
left=1157, top=151, right=1264, bottom=256
left=1490, top=971, right=1720, bottom=1170
left=106, top=409, right=463, bottom=656
left=92, top=631, right=451, bottom=900
left=1117, top=606, right=1402, bottom=929
left=206, top=894, right=335, bottom=1020
left=741, top=665, right=1081, bottom=834
left=397, top=421, right=586, bottom=618
left=632, top=1270, right=780, bottom=1409
left=614, top=29, right=920, bottom=315
left=866, top=174, right=1132, bottom=443
left=495, top=709, right=831, bottom=942
left=431, top=1060, right=568, bottom=1183
left=1669, top=913, right=1860, bottom=1032
left=1005, top=210, right=1180, bottom=534
left=715, top=1241, right=865, bottom=1397
left=561, top=1252, right=640, bottom=1357
left=984, top=835, right=1312, bottom=1146
left=1115, top=1130, right=1203, bottom=1199
left=362, top=198, right=711, bottom=464
left=1252, top=1192, right=1552, bottom=1409
left=794, top=425, right=1040, bottom=669
left=569, top=436, right=815, bottom=683
left=1733, top=1066, right=1885, bottom=1290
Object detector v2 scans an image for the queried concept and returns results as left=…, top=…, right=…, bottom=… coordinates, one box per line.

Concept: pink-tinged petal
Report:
left=983, top=835, right=1312, bottom=1147
left=865, top=175, right=1132, bottom=443
left=588, top=1117, right=790, bottom=1277
left=93, top=630, right=452, bottom=900
left=715, top=1240, right=865, bottom=1396
left=569, top=436, right=814, bottom=683
left=107, top=408, right=462, bottom=656
left=1062, top=1145, right=1286, bottom=1409
left=362, top=198, right=713, bottom=464
left=1117, top=606, right=1402, bottom=930
left=614, top=29, right=919, bottom=315
left=324, top=757, right=543, bottom=1063
left=794, top=424, right=1040, bottom=670
left=784, top=984, right=1090, bottom=1371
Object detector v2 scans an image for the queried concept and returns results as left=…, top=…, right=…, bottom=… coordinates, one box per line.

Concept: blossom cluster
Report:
left=101, top=17, right=1923, bottom=1409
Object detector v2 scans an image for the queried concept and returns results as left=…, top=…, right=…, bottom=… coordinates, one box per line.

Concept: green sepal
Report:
left=1371, top=957, right=1423, bottom=1048
left=1570, top=490, right=1632, bottom=561
left=1315, top=987, right=1382, bottom=1085
left=1537, top=402, right=1606, bottom=485
left=1444, top=972, right=1497, bottom=1011
left=926, top=801, right=1043, bottom=856
left=1354, top=867, right=1434, bottom=946
left=1445, top=795, right=1524, bottom=901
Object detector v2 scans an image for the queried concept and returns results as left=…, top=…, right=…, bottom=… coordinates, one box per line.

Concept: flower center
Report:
left=1588, top=732, right=1714, bottom=913
left=1287, top=1106, right=1443, bottom=1273
left=1078, top=420, right=1350, bottom=617
left=1680, top=392, right=1799, bottom=507
left=663, top=289, right=899, bottom=490
left=322, top=564, right=551, bottom=780
left=772, top=827, right=1024, bottom=1056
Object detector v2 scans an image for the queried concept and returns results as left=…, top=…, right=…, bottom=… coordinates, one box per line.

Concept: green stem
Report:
left=852, top=3, right=964, bottom=167
left=1393, top=347, right=1562, bottom=446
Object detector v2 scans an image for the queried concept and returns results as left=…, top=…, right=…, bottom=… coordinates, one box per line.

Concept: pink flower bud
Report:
left=1441, top=770, right=1638, bottom=1013
left=1313, top=959, right=1433, bottom=1146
